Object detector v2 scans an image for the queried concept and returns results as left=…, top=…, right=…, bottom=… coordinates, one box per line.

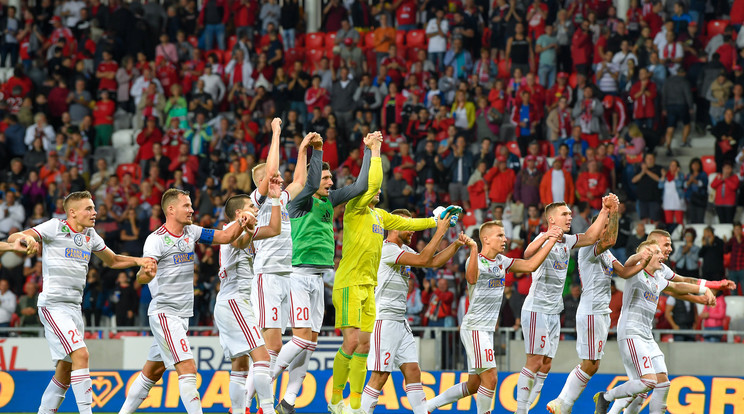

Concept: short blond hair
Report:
left=545, top=202, right=568, bottom=218
left=636, top=239, right=659, bottom=253
left=252, top=163, right=266, bottom=188
left=161, top=188, right=190, bottom=211
left=63, top=191, right=92, bottom=212
left=479, top=220, right=504, bottom=242
left=648, top=229, right=671, bottom=240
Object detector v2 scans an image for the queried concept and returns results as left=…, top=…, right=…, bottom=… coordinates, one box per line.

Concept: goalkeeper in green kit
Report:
left=268, top=132, right=379, bottom=414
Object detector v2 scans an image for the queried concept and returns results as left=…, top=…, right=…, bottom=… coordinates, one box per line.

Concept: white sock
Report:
left=516, top=368, right=535, bottom=413
left=625, top=393, right=647, bottom=414
left=120, top=372, right=156, bottom=414
left=244, top=359, right=255, bottom=410
left=476, top=386, right=495, bottom=414
left=272, top=336, right=312, bottom=379
left=253, top=361, right=275, bottom=414
left=178, top=374, right=203, bottom=414
left=527, top=371, right=547, bottom=406
left=38, top=377, right=68, bottom=414
left=608, top=396, right=632, bottom=414
left=558, top=365, right=591, bottom=407
left=649, top=381, right=670, bottom=414
left=70, top=368, right=92, bottom=414
left=230, top=371, right=248, bottom=414
left=283, top=342, right=316, bottom=405
left=605, top=378, right=656, bottom=401
left=426, top=381, right=470, bottom=412
left=268, top=350, right=278, bottom=375
left=406, top=383, right=427, bottom=414
left=360, top=385, right=380, bottom=414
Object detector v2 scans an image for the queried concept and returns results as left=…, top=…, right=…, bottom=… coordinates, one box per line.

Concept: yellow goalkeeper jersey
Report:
left=334, top=156, right=436, bottom=290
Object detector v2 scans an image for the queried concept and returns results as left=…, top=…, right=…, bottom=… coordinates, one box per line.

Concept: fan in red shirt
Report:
left=163, top=118, right=187, bottom=160
left=136, top=117, right=164, bottom=164
left=483, top=159, right=516, bottom=204
left=630, top=68, right=657, bottom=127
left=155, top=57, right=180, bottom=97
left=576, top=159, right=609, bottom=210
left=168, top=143, right=200, bottom=184
left=526, top=0, right=549, bottom=39
left=571, top=21, right=593, bottom=73
left=181, top=50, right=206, bottom=95
left=518, top=73, right=546, bottom=119
left=96, top=50, right=119, bottom=92
left=545, top=72, right=573, bottom=111
left=380, top=46, right=407, bottom=86
left=93, top=90, right=116, bottom=146
left=394, top=0, right=417, bottom=29
left=48, top=17, right=76, bottom=56
left=323, top=128, right=340, bottom=170
left=602, top=95, right=628, bottom=138
left=339, top=147, right=363, bottom=177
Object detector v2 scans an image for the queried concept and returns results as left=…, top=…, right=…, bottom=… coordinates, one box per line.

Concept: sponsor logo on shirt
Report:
left=372, top=224, right=384, bottom=235
left=177, top=239, right=188, bottom=252
left=488, top=278, right=505, bottom=288
left=552, top=260, right=569, bottom=270
left=643, top=291, right=659, bottom=303
left=281, top=210, right=290, bottom=222
left=74, top=233, right=85, bottom=247
left=64, top=248, right=91, bottom=261
left=173, top=252, right=195, bottom=264
left=164, top=235, right=174, bottom=245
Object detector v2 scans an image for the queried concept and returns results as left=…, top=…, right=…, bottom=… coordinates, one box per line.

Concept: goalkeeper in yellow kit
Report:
left=330, top=132, right=440, bottom=414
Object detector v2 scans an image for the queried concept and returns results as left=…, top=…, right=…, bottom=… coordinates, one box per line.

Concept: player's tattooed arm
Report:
left=575, top=193, right=619, bottom=248
left=512, top=225, right=563, bottom=273
left=396, top=211, right=456, bottom=268
left=253, top=176, right=284, bottom=241
left=596, top=199, right=619, bottom=254
left=613, top=247, right=652, bottom=279
left=7, top=230, right=39, bottom=255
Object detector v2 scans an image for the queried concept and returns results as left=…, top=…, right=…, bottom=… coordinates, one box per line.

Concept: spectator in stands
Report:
left=684, top=157, right=709, bottom=223
left=708, top=71, right=734, bottom=125
left=576, top=159, right=608, bottom=211
left=24, top=113, right=55, bottom=151
left=711, top=162, right=740, bottom=223
left=725, top=221, right=744, bottom=295
left=536, top=24, right=558, bottom=88
left=444, top=37, right=473, bottom=81
left=700, top=226, right=726, bottom=281
left=632, top=152, right=663, bottom=223
left=16, top=281, right=40, bottom=332
left=0, top=191, right=24, bottom=238
left=712, top=109, right=743, bottom=169
left=662, top=66, right=694, bottom=151
left=701, top=291, right=727, bottom=342
left=630, top=67, right=658, bottom=130
left=626, top=221, right=646, bottom=257
left=0, top=279, right=16, bottom=335
left=660, top=159, right=686, bottom=231
left=511, top=90, right=539, bottom=155
left=539, top=158, right=575, bottom=205
left=572, top=85, right=604, bottom=148
left=671, top=228, right=701, bottom=277
left=562, top=283, right=581, bottom=340
left=484, top=159, right=514, bottom=205
left=664, top=294, right=697, bottom=341
left=547, top=96, right=572, bottom=153
left=426, top=8, right=448, bottom=71
left=602, top=94, right=628, bottom=139
left=113, top=272, right=138, bottom=327
left=330, top=67, right=357, bottom=137
left=514, top=155, right=542, bottom=207
left=422, top=278, right=454, bottom=327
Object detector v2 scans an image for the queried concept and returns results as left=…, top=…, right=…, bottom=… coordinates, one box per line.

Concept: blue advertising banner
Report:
left=0, top=370, right=742, bottom=413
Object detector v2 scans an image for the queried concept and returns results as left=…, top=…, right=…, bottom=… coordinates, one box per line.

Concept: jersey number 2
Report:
left=68, top=329, right=81, bottom=344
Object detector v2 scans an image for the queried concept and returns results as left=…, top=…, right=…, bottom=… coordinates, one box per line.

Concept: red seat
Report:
left=305, top=48, right=325, bottom=71
left=701, top=155, right=716, bottom=175
left=406, top=47, right=422, bottom=61
left=366, top=48, right=378, bottom=77
left=569, top=72, right=578, bottom=89
left=113, top=332, right=140, bottom=339
left=117, top=163, right=142, bottom=182
left=396, top=45, right=408, bottom=60
left=507, top=141, right=521, bottom=157
left=406, top=29, right=426, bottom=48
left=364, top=32, right=376, bottom=50
left=188, top=36, right=198, bottom=48
left=395, top=30, right=406, bottom=48
left=284, top=48, right=305, bottom=70
left=295, top=33, right=305, bottom=48
left=305, top=32, right=325, bottom=49
left=707, top=20, right=729, bottom=40
left=325, top=32, right=337, bottom=53
left=84, top=332, right=100, bottom=340
left=227, top=35, right=238, bottom=51
left=538, top=140, right=553, bottom=157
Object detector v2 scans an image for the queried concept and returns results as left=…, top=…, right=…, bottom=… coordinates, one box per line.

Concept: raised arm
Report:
left=286, top=132, right=317, bottom=199
left=328, top=147, right=372, bottom=207
left=257, top=118, right=282, bottom=197
left=396, top=213, right=459, bottom=267
left=379, top=208, right=437, bottom=231
left=345, top=132, right=383, bottom=212
left=596, top=202, right=619, bottom=254
left=670, top=273, right=737, bottom=291
left=253, top=177, right=284, bottom=241
left=664, top=280, right=716, bottom=306
left=465, top=238, right=480, bottom=285
left=613, top=248, right=652, bottom=279
left=211, top=213, right=256, bottom=245
left=287, top=134, right=323, bottom=211
left=523, top=232, right=549, bottom=259
left=511, top=226, right=562, bottom=273
left=575, top=194, right=617, bottom=248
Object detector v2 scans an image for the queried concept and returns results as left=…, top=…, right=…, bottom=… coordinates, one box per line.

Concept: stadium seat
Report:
left=406, top=29, right=426, bottom=48
left=112, top=129, right=134, bottom=148
left=325, top=32, right=337, bottom=53
left=701, top=156, right=716, bottom=175
left=305, top=32, right=324, bottom=49
left=305, top=48, right=325, bottom=71
left=364, top=32, right=376, bottom=50
left=366, top=48, right=378, bottom=77
left=116, top=163, right=142, bottom=182
left=295, top=33, right=305, bottom=48
left=725, top=296, right=744, bottom=331
left=114, top=109, right=132, bottom=130
left=227, top=35, right=238, bottom=51
left=506, top=141, right=521, bottom=157
left=187, top=36, right=198, bottom=48
left=395, top=30, right=406, bottom=48
left=406, top=47, right=422, bottom=61
left=396, top=45, right=408, bottom=60
left=284, top=48, right=305, bottom=70
left=711, top=223, right=734, bottom=240
left=94, top=145, right=116, bottom=166
left=706, top=20, right=729, bottom=40
left=115, top=145, right=138, bottom=165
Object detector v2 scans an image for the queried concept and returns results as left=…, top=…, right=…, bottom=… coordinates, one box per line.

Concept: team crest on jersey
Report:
left=177, top=239, right=188, bottom=252
left=73, top=233, right=85, bottom=246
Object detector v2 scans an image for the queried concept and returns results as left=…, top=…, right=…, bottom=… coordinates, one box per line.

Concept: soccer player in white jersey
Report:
left=426, top=221, right=563, bottom=414
left=215, top=177, right=284, bottom=414
left=118, top=188, right=253, bottom=414
left=8, top=191, right=156, bottom=414
left=547, top=208, right=653, bottom=414
left=593, top=240, right=716, bottom=414
left=515, top=197, right=617, bottom=414
left=360, top=209, right=467, bottom=414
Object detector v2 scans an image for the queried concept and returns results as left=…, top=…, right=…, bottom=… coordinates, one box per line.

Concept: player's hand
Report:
left=546, top=225, right=563, bottom=241
left=300, top=132, right=315, bottom=149
left=437, top=210, right=455, bottom=231
left=704, top=288, right=717, bottom=307
left=20, top=235, right=38, bottom=255
left=271, top=117, right=282, bottom=132
left=639, top=247, right=653, bottom=265
left=310, top=132, right=324, bottom=150
left=601, top=194, right=616, bottom=210
left=238, top=211, right=257, bottom=230
left=268, top=175, right=283, bottom=198
left=139, top=258, right=157, bottom=275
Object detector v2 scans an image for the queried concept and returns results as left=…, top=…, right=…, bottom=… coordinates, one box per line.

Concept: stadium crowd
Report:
left=0, top=0, right=744, bottom=342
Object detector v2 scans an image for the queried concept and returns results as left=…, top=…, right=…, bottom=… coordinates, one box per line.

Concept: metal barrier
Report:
left=2, top=326, right=742, bottom=371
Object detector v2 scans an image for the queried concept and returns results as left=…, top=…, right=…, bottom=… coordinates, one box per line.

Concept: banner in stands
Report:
left=1, top=370, right=742, bottom=413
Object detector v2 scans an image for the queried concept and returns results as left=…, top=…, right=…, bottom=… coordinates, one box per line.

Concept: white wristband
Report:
left=271, top=198, right=281, bottom=206
left=698, top=282, right=707, bottom=295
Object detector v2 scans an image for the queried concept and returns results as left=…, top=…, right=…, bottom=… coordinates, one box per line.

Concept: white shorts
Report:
left=460, top=329, right=497, bottom=374
left=367, top=319, right=418, bottom=372
left=521, top=310, right=561, bottom=358
left=576, top=313, right=611, bottom=361
left=148, top=313, right=193, bottom=369
left=251, top=273, right=291, bottom=332
left=38, top=305, right=86, bottom=363
left=619, top=337, right=668, bottom=379
left=214, top=298, right=266, bottom=360
left=290, top=269, right=325, bottom=332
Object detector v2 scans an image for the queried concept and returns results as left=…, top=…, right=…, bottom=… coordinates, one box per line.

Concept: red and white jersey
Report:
left=143, top=224, right=205, bottom=317
left=250, top=189, right=293, bottom=275
left=523, top=233, right=580, bottom=314
left=577, top=243, right=619, bottom=315
left=462, top=253, right=514, bottom=331
left=376, top=241, right=417, bottom=321
left=617, top=269, right=669, bottom=341
left=32, top=219, right=106, bottom=307
left=217, top=221, right=257, bottom=301
left=656, top=263, right=676, bottom=282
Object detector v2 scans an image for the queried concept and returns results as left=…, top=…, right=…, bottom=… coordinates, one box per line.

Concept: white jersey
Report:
left=462, top=253, right=514, bottom=331
left=250, top=189, right=292, bottom=275
left=617, top=270, right=669, bottom=341
left=143, top=224, right=206, bottom=317
left=523, top=233, right=580, bottom=314
left=576, top=243, right=619, bottom=315
left=375, top=241, right=416, bottom=321
left=32, top=219, right=106, bottom=307
left=657, top=263, right=676, bottom=281
left=217, top=222, right=257, bottom=302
